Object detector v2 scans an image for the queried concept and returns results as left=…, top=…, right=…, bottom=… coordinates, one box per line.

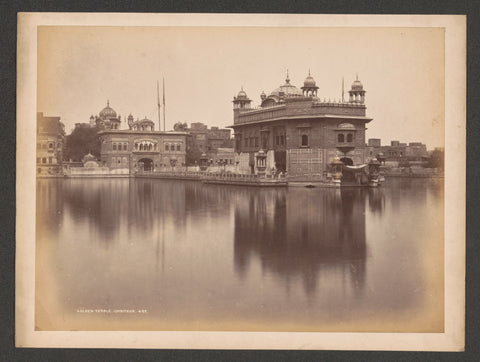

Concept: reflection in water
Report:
left=35, top=177, right=443, bottom=332
left=234, top=188, right=371, bottom=297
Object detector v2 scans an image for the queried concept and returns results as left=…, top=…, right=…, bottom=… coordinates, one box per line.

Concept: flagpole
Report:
left=157, top=80, right=161, bottom=132
left=162, top=78, right=166, bottom=132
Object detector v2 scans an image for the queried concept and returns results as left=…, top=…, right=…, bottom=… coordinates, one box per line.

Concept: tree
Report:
left=173, top=122, right=188, bottom=131
left=64, top=124, right=101, bottom=162
left=186, top=142, right=203, bottom=166
left=426, top=149, right=444, bottom=170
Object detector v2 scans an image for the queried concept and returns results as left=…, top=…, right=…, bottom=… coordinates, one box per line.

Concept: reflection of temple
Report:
left=234, top=188, right=370, bottom=296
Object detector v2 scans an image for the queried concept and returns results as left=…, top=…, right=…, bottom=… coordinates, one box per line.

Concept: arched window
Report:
left=123, top=143, right=127, bottom=151
left=149, top=144, right=152, bottom=151
left=347, top=134, right=353, bottom=142
left=177, top=144, right=181, bottom=151
left=135, top=143, right=138, bottom=150
left=154, top=144, right=157, bottom=150
left=42, top=157, right=46, bottom=163
left=338, top=134, right=345, bottom=143
left=139, top=144, right=143, bottom=151
left=165, top=144, right=169, bottom=151
left=301, top=134, right=308, bottom=146
left=113, top=143, right=117, bottom=150
left=49, top=143, right=53, bottom=149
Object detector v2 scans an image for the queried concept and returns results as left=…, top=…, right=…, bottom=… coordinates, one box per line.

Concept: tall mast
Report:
left=162, top=78, right=166, bottom=131
left=157, top=80, right=161, bottom=131
left=342, top=77, right=345, bottom=103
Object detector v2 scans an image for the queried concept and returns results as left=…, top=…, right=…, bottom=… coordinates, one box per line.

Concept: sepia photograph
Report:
left=16, top=13, right=465, bottom=350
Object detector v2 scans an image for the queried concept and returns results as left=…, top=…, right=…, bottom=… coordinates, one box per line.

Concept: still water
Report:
left=36, top=178, right=444, bottom=332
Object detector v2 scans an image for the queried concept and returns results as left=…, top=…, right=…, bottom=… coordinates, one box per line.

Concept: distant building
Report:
left=229, top=72, right=372, bottom=177
left=95, top=102, right=187, bottom=173
left=365, top=139, right=428, bottom=162
left=367, top=138, right=381, bottom=147
left=36, top=112, right=65, bottom=176
left=174, top=122, right=232, bottom=165
left=89, top=100, right=122, bottom=129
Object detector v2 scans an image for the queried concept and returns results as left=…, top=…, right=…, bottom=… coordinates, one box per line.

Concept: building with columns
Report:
left=229, top=72, right=372, bottom=178
left=94, top=101, right=187, bottom=173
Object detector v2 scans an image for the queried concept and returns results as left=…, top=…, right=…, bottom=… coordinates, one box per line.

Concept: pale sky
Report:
left=38, top=26, right=445, bottom=149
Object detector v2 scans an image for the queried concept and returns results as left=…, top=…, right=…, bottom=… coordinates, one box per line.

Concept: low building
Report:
left=36, top=112, right=65, bottom=176
left=209, top=147, right=235, bottom=166
left=365, top=139, right=428, bottom=163
left=174, top=122, right=232, bottom=165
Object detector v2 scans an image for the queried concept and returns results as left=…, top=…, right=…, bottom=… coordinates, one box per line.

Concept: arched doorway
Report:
left=138, top=158, right=153, bottom=172
left=274, top=150, right=286, bottom=172
left=340, top=157, right=355, bottom=182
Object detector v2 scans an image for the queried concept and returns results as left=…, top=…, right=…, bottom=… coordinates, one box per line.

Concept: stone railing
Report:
left=235, top=101, right=366, bottom=125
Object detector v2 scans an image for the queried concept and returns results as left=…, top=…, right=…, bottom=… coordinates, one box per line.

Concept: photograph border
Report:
left=15, top=12, right=465, bottom=351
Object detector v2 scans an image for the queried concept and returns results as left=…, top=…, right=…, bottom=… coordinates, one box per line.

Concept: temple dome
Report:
left=303, top=74, right=316, bottom=87
left=351, top=76, right=364, bottom=91
left=99, top=100, right=117, bottom=119
left=269, top=75, right=303, bottom=98
left=237, top=88, right=248, bottom=99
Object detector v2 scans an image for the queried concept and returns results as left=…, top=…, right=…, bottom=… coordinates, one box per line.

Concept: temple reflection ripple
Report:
left=35, top=178, right=443, bottom=332
left=233, top=188, right=370, bottom=298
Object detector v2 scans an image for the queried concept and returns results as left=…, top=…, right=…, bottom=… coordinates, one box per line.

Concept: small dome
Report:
left=237, top=87, right=248, bottom=99
left=351, top=75, right=364, bottom=91
left=304, top=76, right=316, bottom=87
left=82, top=153, right=96, bottom=163
left=99, top=100, right=117, bottom=119
left=303, top=71, right=317, bottom=87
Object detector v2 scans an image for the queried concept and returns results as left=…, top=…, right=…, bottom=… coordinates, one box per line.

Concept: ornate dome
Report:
left=351, top=75, right=364, bottom=91
left=269, top=73, right=303, bottom=98
left=82, top=153, right=97, bottom=163
left=237, top=87, right=248, bottom=99
left=303, top=71, right=317, bottom=87
left=99, top=100, right=117, bottom=119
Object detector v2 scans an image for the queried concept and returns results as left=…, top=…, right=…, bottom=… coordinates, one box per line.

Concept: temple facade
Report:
left=95, top=101, right=187, bottom=173
left=229, top=72, right=372, bottom=178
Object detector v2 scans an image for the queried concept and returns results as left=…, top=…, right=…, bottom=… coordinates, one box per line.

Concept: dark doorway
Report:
left=340, top=157, right=353, bottom=166
left=249, top=152, right=255, bottom=174
left=340, top=157, right=355, bottom=182
left=274, top=150, right=286, bottom=172
left=139, top=158, right=153, bottom=171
